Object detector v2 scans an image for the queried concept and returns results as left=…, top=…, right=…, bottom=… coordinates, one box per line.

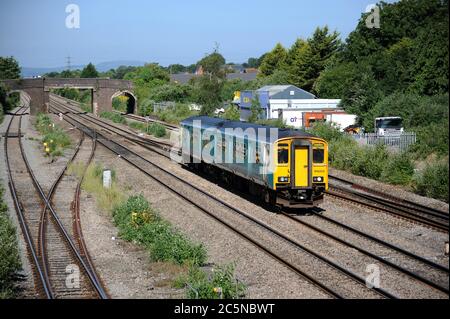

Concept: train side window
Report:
left=278, top=148, right=289, bottom=164
left=313, top=149, right=324, bottom=163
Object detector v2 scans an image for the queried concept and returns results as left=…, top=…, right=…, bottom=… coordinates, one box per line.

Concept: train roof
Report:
left=180, top=116, right=318, bottom=143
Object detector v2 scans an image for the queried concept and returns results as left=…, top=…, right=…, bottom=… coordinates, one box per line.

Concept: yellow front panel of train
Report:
left=294, top=147, right=309, bottom=187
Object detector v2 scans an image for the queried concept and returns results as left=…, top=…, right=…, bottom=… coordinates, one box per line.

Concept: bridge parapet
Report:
left=0, top=78, right=135, bottom=115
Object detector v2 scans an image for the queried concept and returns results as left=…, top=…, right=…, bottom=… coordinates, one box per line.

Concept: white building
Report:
left=236, top=85, right=355, bottom=129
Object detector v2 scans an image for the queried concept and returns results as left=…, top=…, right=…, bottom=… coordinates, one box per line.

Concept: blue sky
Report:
left=0, top=0, right=393, bottom=68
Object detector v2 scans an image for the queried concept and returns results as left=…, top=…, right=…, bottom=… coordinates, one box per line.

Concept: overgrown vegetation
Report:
left=35, top=113, right=71, bottom=157
left=113, top=195, right=206, bottom=266
left=99, top=111, right=127, bottom=124
left=413, top=160, right=449, bottom=202
left=153, top=103, right=198, bottom=125
left=309, top=122, right=448, bottom=202
left=112, top=195, right=245, bottom=298
left=69, top=162, right=124, bottom=212
left=53, top=88, right=92, bottom=112
left=0, top=185, right=21, bottom=299
left=99, top=111, right=168, bottom=138
left=112, top=95, right=128, bottom=113
left=128, top=121, right=167, bottom=138
left=174, top=264, right=246, bottom=299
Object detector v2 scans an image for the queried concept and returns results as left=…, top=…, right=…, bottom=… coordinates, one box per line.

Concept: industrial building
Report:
left=233, top=85, right=355, bottom=130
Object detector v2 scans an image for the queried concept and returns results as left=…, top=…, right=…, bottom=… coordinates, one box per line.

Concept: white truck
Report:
left=325, top=113, right=358, bottom=132
left=374, top=116, right=404, bottom=136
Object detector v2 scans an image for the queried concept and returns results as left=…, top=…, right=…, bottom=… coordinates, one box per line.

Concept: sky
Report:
left=0, top=0, right=394, bottom=68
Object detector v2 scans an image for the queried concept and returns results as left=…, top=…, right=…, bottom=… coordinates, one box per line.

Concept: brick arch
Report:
left=111, top=90, right=138, bottom=114
left=7, top=90, right=32, bottom=107
left=0, top=78, right=135, bottom=115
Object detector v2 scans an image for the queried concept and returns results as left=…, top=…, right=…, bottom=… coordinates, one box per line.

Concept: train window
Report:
left=278, top=148, right=289, bottom=164
left=313, top=149, right=324, bottom=163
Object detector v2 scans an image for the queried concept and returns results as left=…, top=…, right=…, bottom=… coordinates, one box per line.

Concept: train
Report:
left=180, top=116, right=328, bottom=208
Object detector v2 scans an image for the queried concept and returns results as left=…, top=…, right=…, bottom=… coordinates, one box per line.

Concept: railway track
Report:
left=51, top=97, right=449, bottom=298
left=4, top=107, right=107, bottom=299
left=50, top=100, right=403, bottom=299
left=121, top=112, right=179, bottom=132
left=327, top=176, right=449, bottom=232
left=50, top=94, right=175, bottom=154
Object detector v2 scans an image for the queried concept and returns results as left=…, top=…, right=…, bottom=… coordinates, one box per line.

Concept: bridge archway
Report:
left=1, top=78, right=135, bottom=115
left=111, top=90, right=137, bottom=114
left=7, top=90, right=31, bottom=107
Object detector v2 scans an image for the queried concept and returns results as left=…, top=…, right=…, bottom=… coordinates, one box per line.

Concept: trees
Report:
left=80, top=63, right=99, bottom=78
left=197, top=51, right=226, bottom=78
left=0, top=57, right=21, bottom=121
left=315, top=0, right=448, bottom=126
left=248, top=97, right=263, bottom=123
left=256, top=27, right=339, bottom=92
left=0, top=56, right=20, bottom=79
left=193, top=48, right=226, bottom=115
left=124, top=63, right=170, bottom=101
left=167, top=64, right=187, bottom=74
left=243, top=57, right=260, bottom=68
left=285, top=27, right=340, bottom=93
left=222, top=104, right=241, bottom=121
left=258, top=43, right=288, bottom=77
left=148, top=83, right=191, bottom=102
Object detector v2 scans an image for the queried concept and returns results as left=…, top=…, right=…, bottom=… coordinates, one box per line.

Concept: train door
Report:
left=294, top=147, right=309, bottom=187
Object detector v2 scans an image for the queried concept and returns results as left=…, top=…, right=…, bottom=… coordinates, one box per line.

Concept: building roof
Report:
left=257, top=85, right=316, bottom=100
left=170, top=73, right=197, bottom=84
left=226, top=72, right=257, bottom=81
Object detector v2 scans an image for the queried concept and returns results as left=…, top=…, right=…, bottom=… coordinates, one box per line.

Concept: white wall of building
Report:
left=267, top=99, right=341, bottom=119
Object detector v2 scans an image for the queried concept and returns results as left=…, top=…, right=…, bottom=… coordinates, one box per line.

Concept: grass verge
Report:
left=100, top=111, right=167, bottom=138
left=68, top=162, right=124, bottom=212
left=112, top=195, right=246, bottom=299
left=71, top=162, right=246, bottom=298
left=0, top=185, right=21, bottom=299
left=35, top=113, right=71, bottom=157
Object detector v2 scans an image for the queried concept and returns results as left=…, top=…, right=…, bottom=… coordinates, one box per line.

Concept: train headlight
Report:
left=278, top=176, right=289, bottom=183
left=313, top=176, right=323, bottom=182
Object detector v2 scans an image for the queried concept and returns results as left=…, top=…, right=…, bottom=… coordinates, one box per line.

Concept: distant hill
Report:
left=21, top=60, right=145, bottom=78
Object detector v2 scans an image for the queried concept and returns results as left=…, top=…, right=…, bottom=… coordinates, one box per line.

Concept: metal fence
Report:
left=351, top=132, right=417, bottom=151
left=153, top=101, right=176, bottom=112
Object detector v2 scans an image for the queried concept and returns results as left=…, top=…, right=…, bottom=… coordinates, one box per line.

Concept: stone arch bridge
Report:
left=1, top=78, right=136, bottom=115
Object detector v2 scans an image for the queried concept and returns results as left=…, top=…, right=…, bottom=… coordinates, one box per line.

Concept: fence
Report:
left=153, top=101, right=176, bottom=112
left=351, top=132, right=417, bottom=151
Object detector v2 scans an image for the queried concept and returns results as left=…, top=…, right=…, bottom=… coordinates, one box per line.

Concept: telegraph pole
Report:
left=66, top=56, right=72, bottom=70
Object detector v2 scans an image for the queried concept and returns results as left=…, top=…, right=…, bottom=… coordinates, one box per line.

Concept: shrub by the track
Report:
left=0, top=185, right=21, bottom=299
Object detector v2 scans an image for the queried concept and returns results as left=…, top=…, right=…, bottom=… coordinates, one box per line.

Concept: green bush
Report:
left=128, top=121, right=166, bottom=138
left=112, top=195, right=207, bottom=266
left=414, top=161, right=449, bottom=202
left=308, top=122, right=344, bottom=142
left=36, top=113, right=71, bottom=157
left=0, top=186, right=21, bottom=298
left=310, top=122, right=415, bottom=186
left=174, top=264, right=246, bottom=299
left=381, top=153, right=415, bottom=185
left=148, top=123, right=166, bottom=138
left=138, top=98, right=154, bottom=116
left=156, top=103, right=197, bottom=124
left=99, top=111, right=127, bottom=124
left=328, top=137, right=362, bottom=171
left=351, top=144, right=389, bottom=180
